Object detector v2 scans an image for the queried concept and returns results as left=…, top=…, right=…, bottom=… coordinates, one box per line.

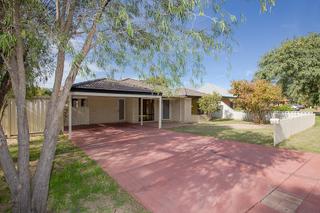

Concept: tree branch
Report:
left=0, top=126, right=19, bottom=200
left=55, top=0, right=60, bottom=23
left=63, top=0, right=76, bottom=33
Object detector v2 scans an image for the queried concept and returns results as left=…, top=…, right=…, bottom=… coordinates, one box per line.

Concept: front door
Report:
left=139, top=99, right=154, bottom=121
left=118, top=99, right=125, bottom=121
left=162, top=100, right=170, bottom=119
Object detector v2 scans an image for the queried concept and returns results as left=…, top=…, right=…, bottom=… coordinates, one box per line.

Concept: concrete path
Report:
left=72, top=124, right=320, bottom=213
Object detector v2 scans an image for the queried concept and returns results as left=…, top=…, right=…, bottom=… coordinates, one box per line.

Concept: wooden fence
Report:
left=1, top=98, right=59, bottom=137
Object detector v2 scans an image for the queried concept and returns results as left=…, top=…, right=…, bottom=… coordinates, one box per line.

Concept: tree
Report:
left=255, top=33, right=320, bottom=106
left=230, top=80, right=283, bottom=123
left=198, top=92, right=221, bottom=117
left=0, top=0, right=276, bottom=212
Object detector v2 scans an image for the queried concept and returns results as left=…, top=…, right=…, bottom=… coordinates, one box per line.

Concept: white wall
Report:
left=71, top=107, right=89, bottom=125
left=271, top=114, right=316, bottom=145
left=125, top=98, right=139, bottom=123
left=213, top=101, right=250, bottom=120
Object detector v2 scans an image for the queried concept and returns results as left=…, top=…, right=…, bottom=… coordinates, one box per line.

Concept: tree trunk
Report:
left=31, top=115, right=62, bottom=212
left=31, top=2, right=110, bottom=210
left=0, top=126, right=20, bottom=212
left=7, top=1, right=31, bottom=211
left=0, top=1, right=112, bottom=212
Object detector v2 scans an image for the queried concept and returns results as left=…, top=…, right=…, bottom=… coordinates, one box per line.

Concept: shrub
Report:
left=198, top=92, right=221, bottom=116
left=273, top=105, right=293, bottom=111
left=230, top=80, right=284, bottom=123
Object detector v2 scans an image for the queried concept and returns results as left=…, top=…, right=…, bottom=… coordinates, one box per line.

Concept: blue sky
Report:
left=43, top=0, right=320, bottom=91
left=197, top=0, right=320, bottom=90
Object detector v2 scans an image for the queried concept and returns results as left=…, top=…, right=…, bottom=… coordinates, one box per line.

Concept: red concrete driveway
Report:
left=72, top=124, right=320, bottom=213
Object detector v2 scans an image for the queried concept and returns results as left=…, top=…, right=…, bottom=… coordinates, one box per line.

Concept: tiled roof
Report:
left=71, top=78, right=156, bottom=95
left=71, top=78, right=207, bottom=97
left=174, top=88, right=208, bottom=97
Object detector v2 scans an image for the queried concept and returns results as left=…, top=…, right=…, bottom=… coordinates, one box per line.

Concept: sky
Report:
left=42, top=0, right=320, bottom=92
left=198, top=0, right=320, bottom=90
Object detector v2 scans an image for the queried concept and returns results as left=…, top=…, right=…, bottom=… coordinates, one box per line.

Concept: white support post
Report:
left=68, top=95, right=72, bottom=139
left=159, top=96, right=162, bottom=128
left=140, top=98, right=143, bottom=126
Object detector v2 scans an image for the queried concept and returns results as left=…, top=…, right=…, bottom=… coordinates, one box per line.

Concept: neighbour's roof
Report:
left=71, top=78, right=157, bottom=95
left=198, top=83, right=235, bottom=98
left=174, top=88, right=208, bottom=97
left=71, top=78, right=207, bottom=97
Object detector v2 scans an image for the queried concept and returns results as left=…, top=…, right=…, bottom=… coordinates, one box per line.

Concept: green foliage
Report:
left=0, top=0, right=54, bottom=87
left=26, top=86, right=52, bottom=98
left=1, top=0, right=276, bottom=89
left=198, top=92, right=221, bottom=115
left=230, top=80, right=283, bottom=123
left=272, top=104, right=293, bottom=112
left=255, top=33, right=320, bottom=106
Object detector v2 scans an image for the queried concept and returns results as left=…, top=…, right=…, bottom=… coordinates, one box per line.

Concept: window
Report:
left=72, top=98, right=87, bottom=108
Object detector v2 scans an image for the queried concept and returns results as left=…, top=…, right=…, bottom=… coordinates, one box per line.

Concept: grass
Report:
left=171, top=116, right=320, bottom=152
left=280, top=116, right=320, bottom=153
left=172, top=119, right=274, bottom=146
left=0, top=136, right=147, bottom=213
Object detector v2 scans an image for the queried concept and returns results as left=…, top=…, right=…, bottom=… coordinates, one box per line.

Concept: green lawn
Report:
left=172, top=119, right=274, bottom=146
left=280, top=116, right=320, bottom=153
left=171, top=116, right=320, bottom=153
left=0, top=136, right=147, bottom=213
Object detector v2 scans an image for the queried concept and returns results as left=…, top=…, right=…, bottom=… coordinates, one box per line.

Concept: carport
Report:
left=67, top=78, right=163, bottom=139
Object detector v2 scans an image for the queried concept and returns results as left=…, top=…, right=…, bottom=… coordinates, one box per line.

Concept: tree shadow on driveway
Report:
left=72, top=124, right=316, bottom=213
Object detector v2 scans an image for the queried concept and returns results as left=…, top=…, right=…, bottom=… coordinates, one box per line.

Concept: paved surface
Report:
left=72, top=124, right=320, bottom=213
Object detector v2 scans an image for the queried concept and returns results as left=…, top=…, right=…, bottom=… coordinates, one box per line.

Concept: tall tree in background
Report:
left=255, top=33, right=320, bottom=106
left=0, top=0, right=276, bottom=212
left=230, top=80, right=283, bottom=123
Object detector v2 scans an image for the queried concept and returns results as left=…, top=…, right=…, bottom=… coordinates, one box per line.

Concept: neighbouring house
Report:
left=66, top=78, right=210, bottom=133
left=198, top=82, right=235, bottom=108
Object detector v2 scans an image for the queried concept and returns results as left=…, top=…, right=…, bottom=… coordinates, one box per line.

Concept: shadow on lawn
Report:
left=71, top=124, right=311, bottom=212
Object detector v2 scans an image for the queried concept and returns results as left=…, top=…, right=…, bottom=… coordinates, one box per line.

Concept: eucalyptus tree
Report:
left=255, top=33, right=320, bottom=106
left=0, top=0, right=275, bottom=212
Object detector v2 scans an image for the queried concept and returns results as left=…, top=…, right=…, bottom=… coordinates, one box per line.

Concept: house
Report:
left=67, top=78, right=209, bottom=135
left=198, top=82, right=235, bottom=108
